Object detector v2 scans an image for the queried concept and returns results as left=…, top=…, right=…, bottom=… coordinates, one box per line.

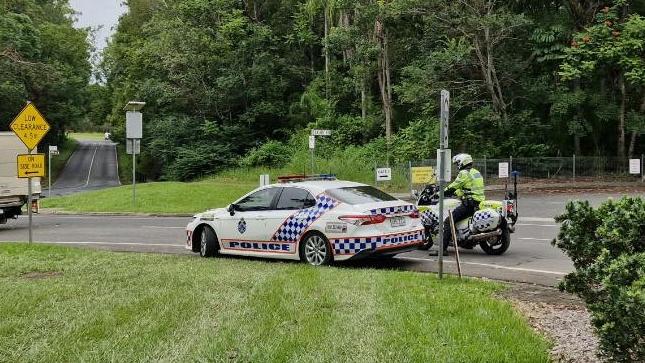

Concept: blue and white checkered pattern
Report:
left=420, top=209, right=439, bottom=228
left=332, top=230, right=424, bottom=255
left=472, top=209, right=500, bottom=232
left=272, top=194, right=339, bottom=242
left=369, top=204, right=416, bottom=216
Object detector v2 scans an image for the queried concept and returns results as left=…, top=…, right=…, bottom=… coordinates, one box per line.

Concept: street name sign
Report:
left=311, top=129, right=332, bottom=136
left=376, top=168, right=392, bottom=181
left=10, top=103, right=50, bottom=151
left=17, top=154, right=45, bottom=178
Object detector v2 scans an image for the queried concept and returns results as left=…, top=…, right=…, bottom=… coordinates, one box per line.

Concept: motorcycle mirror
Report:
left=412, top=189, right=419, bottom=198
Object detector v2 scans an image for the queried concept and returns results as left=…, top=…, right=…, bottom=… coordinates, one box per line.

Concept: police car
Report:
left=186, top=175, right=424, bottom=265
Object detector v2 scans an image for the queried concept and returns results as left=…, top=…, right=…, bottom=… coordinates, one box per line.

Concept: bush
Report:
left=241, top=140, right=292, bottom=168
left=554, top=197, right=645, bottom=362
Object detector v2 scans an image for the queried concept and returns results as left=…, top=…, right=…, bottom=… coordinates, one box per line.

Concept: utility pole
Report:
left=124, top=101, right=145, bottom=209
left=437, top=90, right=450, bottom=279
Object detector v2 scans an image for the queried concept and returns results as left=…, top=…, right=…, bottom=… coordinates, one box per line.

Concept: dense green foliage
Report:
left=554, top=197, right=645, bottom=362
left=0, top=0, right=92, bottom=146
left=100, top=0, right=645, bottom=181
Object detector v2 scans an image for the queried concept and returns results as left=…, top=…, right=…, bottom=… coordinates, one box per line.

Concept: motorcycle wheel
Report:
left=480, top=227, right=510, bottom=255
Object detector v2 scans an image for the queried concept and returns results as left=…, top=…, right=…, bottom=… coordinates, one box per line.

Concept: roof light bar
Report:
left=277, top=174, right=337, bottom=183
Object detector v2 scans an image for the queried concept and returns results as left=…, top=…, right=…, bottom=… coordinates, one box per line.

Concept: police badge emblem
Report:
left=237, top=218, right=247, bottom=234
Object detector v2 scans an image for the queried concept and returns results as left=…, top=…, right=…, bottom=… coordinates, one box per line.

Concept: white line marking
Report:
left=516, top=223, right=558, bottom=227
left=44, top=215, right=188, bottom=221
left=142, top=226, right=185, bottom=229
left=85, top=146, right=99, bottom=186
left=520, top=217, right=556, bottom=222
left=519, top=237, right=553, bottom=242
left=399, top=256, right=568, bottom=275
left=1, top=241, right=185, bottom=248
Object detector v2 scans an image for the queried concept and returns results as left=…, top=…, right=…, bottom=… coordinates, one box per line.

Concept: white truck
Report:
left=0, top=132, right=41, bottom=224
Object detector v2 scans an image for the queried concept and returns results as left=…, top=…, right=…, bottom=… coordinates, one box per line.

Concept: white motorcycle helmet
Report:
left=452, top=153, right=473, bottom=170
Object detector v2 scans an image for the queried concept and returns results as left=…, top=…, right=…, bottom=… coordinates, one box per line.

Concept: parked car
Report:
left=186, top=175, right=424, bottom=265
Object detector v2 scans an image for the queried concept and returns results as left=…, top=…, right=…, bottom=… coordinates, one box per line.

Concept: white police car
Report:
left=185, top=175, right=424, bottom=265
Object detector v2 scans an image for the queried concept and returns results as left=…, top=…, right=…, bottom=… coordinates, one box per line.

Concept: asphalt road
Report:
left=2, top=192, right=642, bottom=286
left=49, top=140, right=120, bottom=196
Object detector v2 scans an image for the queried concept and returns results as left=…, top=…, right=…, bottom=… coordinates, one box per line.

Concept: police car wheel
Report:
left=199, top=226, right=218, bottom=258
left=300, top=233, right=332, bottom=266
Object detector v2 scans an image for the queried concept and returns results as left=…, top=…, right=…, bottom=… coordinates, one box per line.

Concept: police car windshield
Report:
left=327, top=186, right=397, bottom=205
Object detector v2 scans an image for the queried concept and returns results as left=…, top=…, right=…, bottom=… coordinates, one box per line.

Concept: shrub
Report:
left=554, top=197, right=645, bottom=362
left=241, top=140, right=292, bottom=168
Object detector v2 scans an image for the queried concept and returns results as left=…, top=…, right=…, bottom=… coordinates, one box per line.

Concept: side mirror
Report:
left=227, top=204, right=237, bottom=216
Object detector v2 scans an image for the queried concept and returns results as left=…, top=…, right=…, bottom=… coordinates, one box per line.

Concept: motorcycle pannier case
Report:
left=471, top=209, right=501, bottom=232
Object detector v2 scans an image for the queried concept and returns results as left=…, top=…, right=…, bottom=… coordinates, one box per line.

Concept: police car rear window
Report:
left=327, top=186, right=397, bottom=205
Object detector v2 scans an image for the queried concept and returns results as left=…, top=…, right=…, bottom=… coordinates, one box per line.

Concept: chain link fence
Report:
left=317, top=155, right=645, bottom=193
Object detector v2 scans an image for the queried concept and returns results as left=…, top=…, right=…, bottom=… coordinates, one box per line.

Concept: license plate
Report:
left=390, top=216, right=406, bottom=227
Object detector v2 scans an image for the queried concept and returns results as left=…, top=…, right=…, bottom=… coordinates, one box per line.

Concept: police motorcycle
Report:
left=415, top=172, right=519, bottom=255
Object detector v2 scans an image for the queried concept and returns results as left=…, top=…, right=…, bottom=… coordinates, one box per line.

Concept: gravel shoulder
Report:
left=499, top=283, right=604, bottom=363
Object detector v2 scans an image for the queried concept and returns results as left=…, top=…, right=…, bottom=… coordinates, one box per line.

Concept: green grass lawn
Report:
left=0, top=243, right=549, bottom=362
left=41, top=179, right=257, bottom=214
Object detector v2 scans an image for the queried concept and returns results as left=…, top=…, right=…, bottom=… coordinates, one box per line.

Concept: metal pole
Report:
left=310, top=147, right=315, bottom=175
left=132, top=146, right=136, bottom=208
left=408, top=160, right=412, bottom=195
left=48, top=151, right=51, bottom=198
left=437, top=152, right=445, bottom=279
left=438, top=90, right=450, bottom=279
left=573, top=154, right=576, bottom=183
left=641, top=154, right=644, bottom=183
left=28, top=176, right=32, bottom=244
left=483, top=155, right=487, bottom=180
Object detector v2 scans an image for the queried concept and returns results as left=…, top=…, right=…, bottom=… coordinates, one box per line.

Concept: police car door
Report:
left=264, top=187, right=317, bottom=252
left=219, top=187, right=282, bottom=249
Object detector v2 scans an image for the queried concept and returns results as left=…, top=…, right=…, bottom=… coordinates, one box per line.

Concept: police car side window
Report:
left=275, top=188, right=314, bottom=210
left=236, top=188, right=281, bottom=211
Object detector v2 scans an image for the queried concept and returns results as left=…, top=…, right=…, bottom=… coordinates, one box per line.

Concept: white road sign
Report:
left=498, top=162, right=509, bottom=178
left=49, top=145, right=59, bottom=155
left=436, top=149, right=452, bottom=182
left=308, top=135, right=316, bottom=150
left=126, top=111, right=143, bottom=139
left=376, top=167, right=392, bottom=181
left=311, top=129, right=332, bottom=136
left=629, top=159, right=641, bottom=175
left=126, top=139, right=141, bottom=155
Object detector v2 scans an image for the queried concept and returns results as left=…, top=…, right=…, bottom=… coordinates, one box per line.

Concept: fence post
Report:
left=408, top=160, right=412, bottom=194
left=573, top=154, right=576, bottom=183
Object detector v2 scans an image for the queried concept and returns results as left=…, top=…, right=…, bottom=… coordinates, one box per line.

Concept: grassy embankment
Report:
left=0, top=243, right=550, bottom=362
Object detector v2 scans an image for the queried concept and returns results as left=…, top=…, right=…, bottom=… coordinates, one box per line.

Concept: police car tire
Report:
left=299, top=232, right=332, bottom=266
left=199, top=226, right=218, bottom=258
left=479, top=228, right=510, bottom=255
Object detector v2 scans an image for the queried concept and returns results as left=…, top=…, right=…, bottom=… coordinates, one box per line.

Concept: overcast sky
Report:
left=69, top=0, right=126, bottom=52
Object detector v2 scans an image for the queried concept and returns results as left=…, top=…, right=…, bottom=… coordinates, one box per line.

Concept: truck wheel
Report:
left=199, top=226, right=218, bottom=258
left=480, top=228, right=510, bottom=255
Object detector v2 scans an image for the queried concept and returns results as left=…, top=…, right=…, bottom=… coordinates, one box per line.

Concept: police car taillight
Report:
left=339, top=214, right=386, bottom=226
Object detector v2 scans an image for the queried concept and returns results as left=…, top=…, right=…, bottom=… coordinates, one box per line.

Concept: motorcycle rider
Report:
left=430, top=153, right=485, bottom=256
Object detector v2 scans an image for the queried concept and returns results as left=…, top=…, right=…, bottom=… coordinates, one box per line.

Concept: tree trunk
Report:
left=629, top=94, right=645, bottom=157
left=375, top=18, right=393, bottom=140
left=618, top=73, right=626, bottom=157
left=324, top=6, right=330, bottom=98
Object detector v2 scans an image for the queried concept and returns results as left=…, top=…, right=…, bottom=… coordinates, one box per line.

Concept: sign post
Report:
left=309, top=130, right=331, bottom=175
left=124, top=101, right=145, bottom=208
left=10, top=102, right=50, bottom=244
left=48, top=146, right=58, bottom=197
left=437, top=90, right=450, bottom=279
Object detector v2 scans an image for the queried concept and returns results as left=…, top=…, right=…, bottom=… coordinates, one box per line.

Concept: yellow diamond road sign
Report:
left=17, top=154, right=46, bottom=178
left=10, top=103, right=50, bottom=151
